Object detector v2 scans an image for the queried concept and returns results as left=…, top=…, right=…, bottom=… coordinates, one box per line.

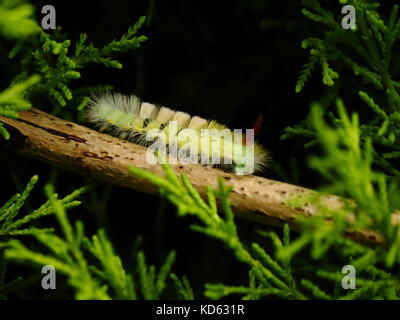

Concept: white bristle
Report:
left=157, top=107, right=175, bottom=123
left=126, top=95, right=142, bottom=113
left=140, top=102, right=157, bottom=119
left=188, top=116, right=208, bottom=129
left=172, top=111, right=191, bottom=126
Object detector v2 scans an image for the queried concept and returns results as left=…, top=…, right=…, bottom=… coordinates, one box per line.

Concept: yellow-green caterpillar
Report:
left=86, top=92, right=269, bottom=175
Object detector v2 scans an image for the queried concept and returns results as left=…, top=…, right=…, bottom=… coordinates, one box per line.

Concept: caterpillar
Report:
left=85, top=92, right=269, bottom=175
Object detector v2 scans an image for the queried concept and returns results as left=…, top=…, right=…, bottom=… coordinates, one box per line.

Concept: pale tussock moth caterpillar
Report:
left=85, top=92, right=269, bottom=175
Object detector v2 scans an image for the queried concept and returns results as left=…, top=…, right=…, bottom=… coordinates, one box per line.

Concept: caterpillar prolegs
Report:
left=85, top=92, right=269, bottom=175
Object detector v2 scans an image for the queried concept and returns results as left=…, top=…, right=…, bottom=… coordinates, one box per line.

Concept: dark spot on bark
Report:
left=82, top=151, right=113, bottom=161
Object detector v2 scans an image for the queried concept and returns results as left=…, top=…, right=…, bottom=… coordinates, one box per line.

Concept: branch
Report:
left=0, top=108, right=396, bottom=245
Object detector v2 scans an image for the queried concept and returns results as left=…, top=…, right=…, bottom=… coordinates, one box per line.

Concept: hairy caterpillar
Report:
left=85, top=92, right=269, bottom=175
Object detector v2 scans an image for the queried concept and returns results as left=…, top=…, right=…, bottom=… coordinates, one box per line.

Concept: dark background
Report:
left=0, top=0, right=358, bottom=298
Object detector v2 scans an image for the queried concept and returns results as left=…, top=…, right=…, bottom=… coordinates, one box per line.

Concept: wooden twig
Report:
left=0, top=108, right=395, bottom=245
